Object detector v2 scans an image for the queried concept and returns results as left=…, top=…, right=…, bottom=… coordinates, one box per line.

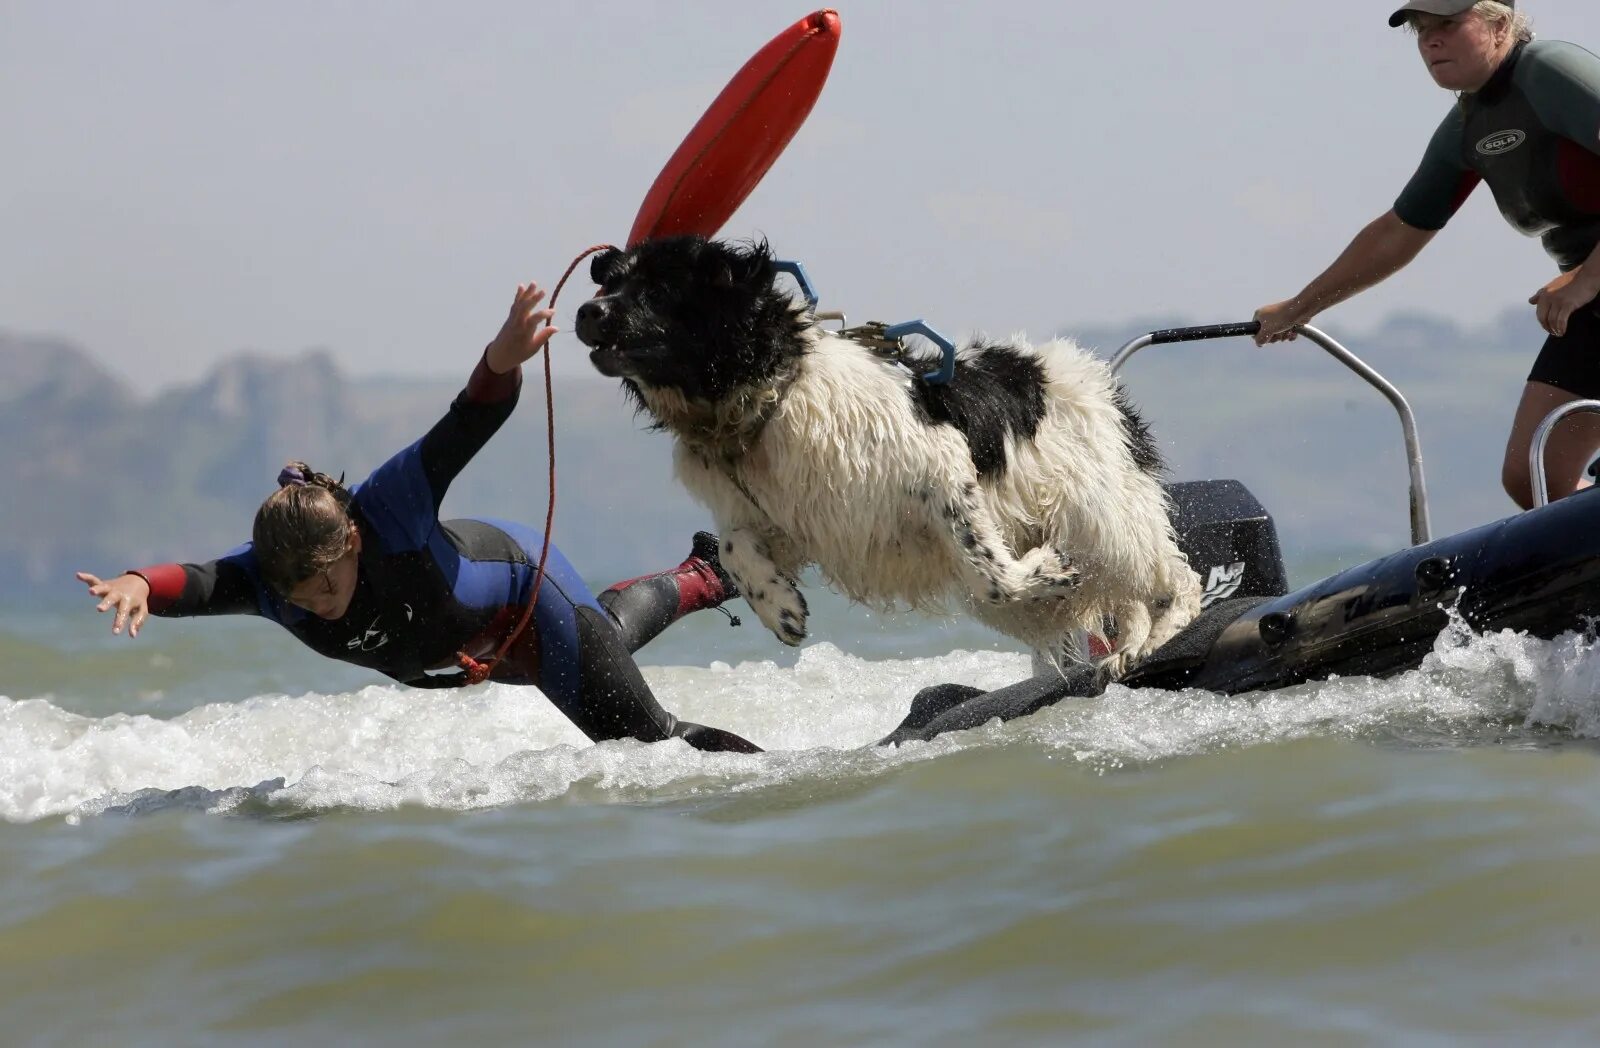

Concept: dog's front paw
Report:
left=746, top=573, right=810, bottom=646
left=721, top=529, right=809, bottom=646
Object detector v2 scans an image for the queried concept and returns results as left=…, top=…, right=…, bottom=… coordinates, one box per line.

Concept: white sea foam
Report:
left=2, top=629, right=1597, bottom=824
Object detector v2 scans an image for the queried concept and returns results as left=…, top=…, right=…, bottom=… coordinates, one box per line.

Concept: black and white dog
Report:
left=576, top=236, right=1201, bottom=676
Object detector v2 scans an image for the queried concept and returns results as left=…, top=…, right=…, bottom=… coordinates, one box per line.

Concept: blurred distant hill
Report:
left=0, top=332, right=687, bottom=595
left=0, top=308, right=1545, bottom=598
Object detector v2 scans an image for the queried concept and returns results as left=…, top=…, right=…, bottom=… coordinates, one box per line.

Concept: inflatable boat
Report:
left=884, top=321, right=1600, bottom=745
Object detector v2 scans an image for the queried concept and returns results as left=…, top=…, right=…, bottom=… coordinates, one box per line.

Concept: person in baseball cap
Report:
left=1388, top=1, right=1513, bottom=30
left=1255, top=2, right=1600, bottom=509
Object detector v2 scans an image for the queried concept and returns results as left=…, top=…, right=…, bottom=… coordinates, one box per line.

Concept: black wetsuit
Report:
left=1395, top=38, right=1600, bottom=395
left=132, top=353, right=758, bottom=753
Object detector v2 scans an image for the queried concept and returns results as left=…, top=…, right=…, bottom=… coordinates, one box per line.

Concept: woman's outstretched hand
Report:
left=76, top=571, right=151, bottom=637
left=1530, top=269, right=1600, bottom=338
left=486, top=282, right=559, bottom=373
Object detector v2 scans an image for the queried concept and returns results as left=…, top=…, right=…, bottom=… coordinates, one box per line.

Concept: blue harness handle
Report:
left=770, top=259, right=819, bottom=312
left=774, top=260, right=956, bottom=385
left=883, top=320, right=957, bottom=386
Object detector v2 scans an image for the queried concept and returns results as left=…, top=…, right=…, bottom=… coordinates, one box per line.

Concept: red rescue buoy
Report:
left=626, top=9, right=841, bottom=248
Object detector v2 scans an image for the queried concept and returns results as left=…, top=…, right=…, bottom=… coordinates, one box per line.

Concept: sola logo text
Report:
left=1476, top=129, right=1526, bottom=156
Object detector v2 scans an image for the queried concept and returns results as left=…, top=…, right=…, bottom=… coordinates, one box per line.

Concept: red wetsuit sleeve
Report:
left=127, top=564, right=188, bottom=613
left=464, top=347, right=522, bottom=404
left=125, top=553, right=266, bottom=618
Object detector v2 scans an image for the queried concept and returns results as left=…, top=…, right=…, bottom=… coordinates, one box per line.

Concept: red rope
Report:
left=456, top=243, right=618, bottom=685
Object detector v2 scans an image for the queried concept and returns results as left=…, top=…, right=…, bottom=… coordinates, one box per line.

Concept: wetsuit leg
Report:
left=568, top=606, right=760, bottom=753
left=480, top=525, right=757, bottom=752
left=598, top=532, right=739, bottom=653
left=1528, top=303, right=1600, bottom=398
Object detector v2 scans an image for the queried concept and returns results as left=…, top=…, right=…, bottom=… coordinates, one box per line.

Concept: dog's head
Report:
left=574, top=236, right=810, bottom=403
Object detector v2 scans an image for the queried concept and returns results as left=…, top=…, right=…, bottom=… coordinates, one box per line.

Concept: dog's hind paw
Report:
left=1015, top=547, right=1081, bottom=602
left=1099, top=649, right=1141, bottom=681
left=975, top=546, right=1081, bottom=605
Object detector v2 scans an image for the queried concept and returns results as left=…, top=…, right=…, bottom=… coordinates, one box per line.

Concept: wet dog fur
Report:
left=575, top=236, right=1201, bottom=676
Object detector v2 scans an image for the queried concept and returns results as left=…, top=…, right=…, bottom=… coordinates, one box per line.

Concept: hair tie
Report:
left=277, top=465, right=308, bottom=488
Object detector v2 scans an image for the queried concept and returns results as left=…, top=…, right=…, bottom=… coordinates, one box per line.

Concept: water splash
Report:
left=3, top=626, right=1597, bottom=824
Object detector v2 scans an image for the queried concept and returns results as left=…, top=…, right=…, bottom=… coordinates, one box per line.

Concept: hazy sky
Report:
left=6, top=1, right=1600, bottom=393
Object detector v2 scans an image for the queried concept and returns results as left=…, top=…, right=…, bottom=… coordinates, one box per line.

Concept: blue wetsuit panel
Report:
left=464, top=518, right=603, bottom=706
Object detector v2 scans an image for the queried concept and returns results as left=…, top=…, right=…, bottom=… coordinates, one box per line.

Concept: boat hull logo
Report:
left=1476, top=129, right=1526, bottom=156
left=1201, top=562, right=1246, bottom=607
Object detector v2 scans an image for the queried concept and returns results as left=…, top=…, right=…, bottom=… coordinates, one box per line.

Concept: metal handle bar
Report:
left=1147, top=321, right=1263, bottom=345
left=1111, top=322, right=1432, bottom=546
left=1528, top=399, right=1600, bottom=508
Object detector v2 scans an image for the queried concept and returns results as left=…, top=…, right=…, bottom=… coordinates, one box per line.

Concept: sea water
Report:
left=3, top=592, right=1600, bottom=1046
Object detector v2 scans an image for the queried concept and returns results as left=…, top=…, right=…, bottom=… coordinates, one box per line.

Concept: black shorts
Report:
left=1528, top=299, right=1600, bottom=398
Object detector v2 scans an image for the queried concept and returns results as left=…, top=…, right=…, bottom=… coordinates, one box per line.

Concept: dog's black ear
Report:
left=590, top=247, right=623, bottom=289
left=699, top=241, right=741, bottom=289
left=728, top=238, right=775, bottom=288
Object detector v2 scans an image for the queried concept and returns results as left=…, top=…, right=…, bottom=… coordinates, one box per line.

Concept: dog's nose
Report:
left=575, top=300, right=611, bottom=348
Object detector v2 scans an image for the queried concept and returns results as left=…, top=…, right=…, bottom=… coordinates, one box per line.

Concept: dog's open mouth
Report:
left=577, top=324, right=631, bottom=377
left=586, top=341, right=671, bottom=380
left=587, top=342, right=630, bottom=378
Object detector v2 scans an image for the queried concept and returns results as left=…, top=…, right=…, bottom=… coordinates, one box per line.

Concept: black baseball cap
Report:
left=1389, top=0, right=1514, bottom=29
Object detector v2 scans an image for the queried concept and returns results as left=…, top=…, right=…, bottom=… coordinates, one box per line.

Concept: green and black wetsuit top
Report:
left=1395, top=38, right=1600, bottom=270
